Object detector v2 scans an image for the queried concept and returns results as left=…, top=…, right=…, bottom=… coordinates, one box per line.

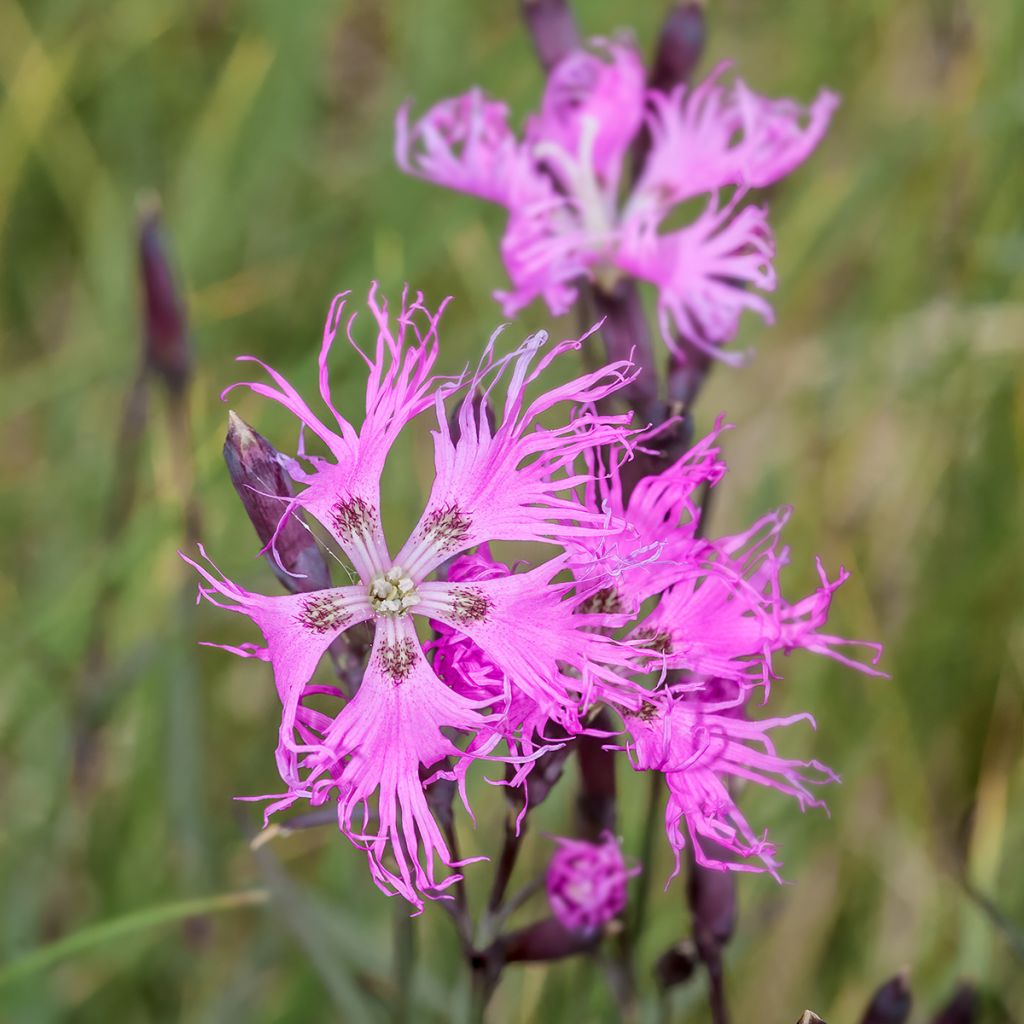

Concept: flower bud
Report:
left=797, top=1014, right=827, bottom=1024
left=546, top=831, right=639, bottom=936
left=930, top=983, right=976, bottom=1024
left=650, top=3, right=706, bottom=93
left=500, top=916, right=597, bottom=963
left=138, top=197, right=190, bottom=394
left=688, top=857, right=737, bottom=948
left=654, top=940, right=698, bottom=989
left=860, top=973, right=912, bottom=1024
left=519, top=0, right=581, bottom=73
left=222, top=411, right=331, bottom=594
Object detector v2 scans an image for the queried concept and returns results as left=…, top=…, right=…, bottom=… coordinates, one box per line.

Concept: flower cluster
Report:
left=188, top=285, right=880, bottom=913
left=397, top=40, right=837, bottom=362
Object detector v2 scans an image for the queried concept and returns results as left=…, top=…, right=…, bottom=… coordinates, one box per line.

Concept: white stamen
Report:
left=368, top=566, right=420, bottom=616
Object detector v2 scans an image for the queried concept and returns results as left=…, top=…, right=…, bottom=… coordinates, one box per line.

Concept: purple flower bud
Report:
left=930, top=983, right=976, bottom=1024
left=860, top=973, right=912, bottom=1024
left=650, top=3, right=706, bottom=93
left=138, top=197, right=190, bottom=393
left=222, top=411, right=331, bottom=594
left=519, top=0, right=581, bottom=73
left=654, top=940, right=698, bottom=989
left=688, top=857, right=737, bottom=948
left=501, top=916, right=598, bottom=963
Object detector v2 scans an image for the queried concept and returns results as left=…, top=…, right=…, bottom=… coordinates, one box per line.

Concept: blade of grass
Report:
left=0, top=889, right=268, bottom=988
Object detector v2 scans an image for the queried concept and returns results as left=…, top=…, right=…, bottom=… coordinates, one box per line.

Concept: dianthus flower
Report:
left=184, top=285, right=642, bottom=911
left=546, top=831, right=639, bottom=935
left=431, top=421, right=883, bottom=880
left=578, top=424, right=884, bottom=877
left=397, top=40, right=837, bottom=362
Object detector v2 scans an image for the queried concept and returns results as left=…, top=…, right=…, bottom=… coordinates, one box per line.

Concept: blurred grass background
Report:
left=1, top=0, right=1022, bottom=1020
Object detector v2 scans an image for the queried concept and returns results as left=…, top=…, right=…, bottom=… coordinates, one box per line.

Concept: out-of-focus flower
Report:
left=398, top=40, right=837, bottom=362
left=184, top=285, right=642, bottom=912
left=546, top=831, right=639, bottom=935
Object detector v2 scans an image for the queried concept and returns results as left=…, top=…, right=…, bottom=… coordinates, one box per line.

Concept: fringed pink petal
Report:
left=633, top=61, right=839, bottom=209
left=526, top=38, right=645, bottom=185
left=296, top=617, right=492, bottom=912
left=396, top=89, right=521, bottom=206
left=181, top=545, right=372, bottom=785
left=619, top=192, right=777, bottom=361
left=395, top=326, right=640, bottom=577
left=222, top=285, right=449, bottom=578
left=624, top=696, right=834, bottom=880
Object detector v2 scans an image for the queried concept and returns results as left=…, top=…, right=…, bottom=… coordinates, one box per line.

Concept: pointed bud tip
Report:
left=225, top=410, right=258, bottom=449
left=861, top=971, right=913, bottom=1024
left=798, top=1013, right=826, bottom=1024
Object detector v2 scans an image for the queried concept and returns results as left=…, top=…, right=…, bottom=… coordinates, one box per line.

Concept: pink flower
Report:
left=546, top=831, right=639, bottom=935
left=572, top=424, right=884, bottom=877
left=620, top=692, right=835, bottom=879
left=184, top=284, right=641, bottom=911
left=397, top=41, right=837, bottom=360
left=571, top=422, right=884, bottom=689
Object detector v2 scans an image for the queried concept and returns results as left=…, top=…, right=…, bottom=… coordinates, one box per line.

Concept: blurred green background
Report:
left=1, top=0, right=1022, bottom=1020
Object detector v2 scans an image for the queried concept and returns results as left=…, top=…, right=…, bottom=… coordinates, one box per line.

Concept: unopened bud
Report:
left=654, top=940, right=698, bottom=989
left=138, top=196, right=190, bottom=393
left=930, top=983, right=976, bottom=1024
left=501, top=916, right=598, bottom=963
left=688, top=858, right=737, bottom=949
left=650, top=3, right=706, bottom=93
left=797, top=1013, right=827, bottom=1024
left=860, top=972, right=912, bottom=1024
left=223, top=411, right=331, bottom=594
left=520, top=0, right=581, bottom=73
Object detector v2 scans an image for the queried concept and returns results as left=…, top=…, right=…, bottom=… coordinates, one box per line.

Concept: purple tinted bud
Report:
left=654, top=940, right=698, bottom=989
left=138, top=197, right=190, bottom=393
left=860, top=973, right=912, bottom=1024
left=688, top=858, right=737, bottom=948
left=519, top=0, right=581, bottom=73
left=501, top=916, right=597, bottom=963
left=650, top=3, right=706, bottom=93
left=930, top=984, right=976, bottom=1024
left=223, top=411, right=331, bottom=594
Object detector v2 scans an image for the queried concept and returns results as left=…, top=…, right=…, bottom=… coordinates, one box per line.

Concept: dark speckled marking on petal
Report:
left=297, top=594, right=352, bottom=634
left=379, top=637, right=418, bottom=683
left=448, top=586, right=492, bottom=626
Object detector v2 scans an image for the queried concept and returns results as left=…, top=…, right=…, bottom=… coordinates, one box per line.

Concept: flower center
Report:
left=369, top=566, right=419, bottom=616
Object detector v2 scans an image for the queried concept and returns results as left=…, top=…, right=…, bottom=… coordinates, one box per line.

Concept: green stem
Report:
left=393, top=903, right=416, bottom=1024
left=631, top=771, right=664, bottom=938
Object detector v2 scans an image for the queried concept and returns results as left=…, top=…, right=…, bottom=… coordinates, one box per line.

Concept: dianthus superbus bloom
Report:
left=397, top=39, right=837, bottom=362
left=429, top=420, right=884, bottom=879
left=184, top=285, right=641, bottom=911
left=577, top=424, right=884, bottom=877
left=546, top=831, right=639, bottom=935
